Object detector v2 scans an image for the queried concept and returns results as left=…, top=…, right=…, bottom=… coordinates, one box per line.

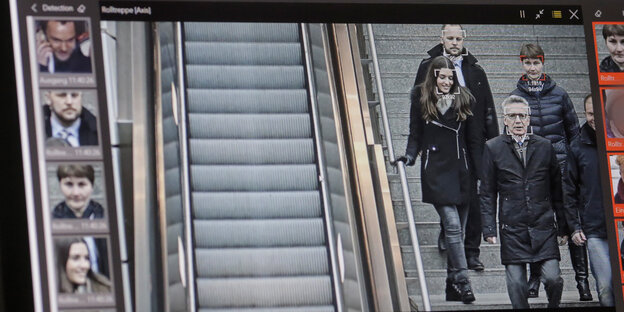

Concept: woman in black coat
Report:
left=398, top=56, right=484, bottom=304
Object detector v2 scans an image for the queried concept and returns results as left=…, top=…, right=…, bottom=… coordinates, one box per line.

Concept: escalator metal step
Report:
left=193, top=218, right=326, bottom=248
left=195, top=247, right=329, bottom=277
left=188, top=114, right=311, bottom=139
left=187, top=89, right=308, bottom=114
left=189, top=139, right=315, bottom=165
left=192, top=191, right=321, bottom=219
left=196, top=276, right=333, bottom=308
left=180, top=22, right=335, bottom=311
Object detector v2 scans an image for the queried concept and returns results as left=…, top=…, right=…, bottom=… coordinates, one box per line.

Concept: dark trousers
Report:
left=464, top=177, right=481, bottom=258
left=435, top=204, right=469, bottom=282
left=440, top=177, right=481, bottom=258
left=506, top=259, right=563, bottom=309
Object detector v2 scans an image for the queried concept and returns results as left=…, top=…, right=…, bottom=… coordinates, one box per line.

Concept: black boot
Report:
left=527, top=263, right=540, bottom=298
left=569, top=243, right=593, bottom=301
left=438, top=225, right=447, bottom=252
left=445, top=277, right=475, bottom=303
left=445, top=277, right=461, bottom=301
left=457, top=278, right=476, bottom=304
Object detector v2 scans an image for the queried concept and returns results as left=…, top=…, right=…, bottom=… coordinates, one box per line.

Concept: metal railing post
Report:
left=365, top=24, right=431, bottom=311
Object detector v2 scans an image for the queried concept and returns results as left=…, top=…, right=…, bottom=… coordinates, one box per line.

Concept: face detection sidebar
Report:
left=10, top=0, right=125, bottom=311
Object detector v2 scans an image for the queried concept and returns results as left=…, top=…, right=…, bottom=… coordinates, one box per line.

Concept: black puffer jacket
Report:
left=563, top=123, right=607, bottom=239
left=405, top=86, right=484, bottom=206
left=480, top=134, right=564, bottom=265
left=600, top=56, right=623, bottom=73
left=511, top=74, right=579, bottom=164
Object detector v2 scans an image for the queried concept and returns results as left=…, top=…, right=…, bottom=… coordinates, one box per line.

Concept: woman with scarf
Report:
left=397, top=55, right=485, bottom=304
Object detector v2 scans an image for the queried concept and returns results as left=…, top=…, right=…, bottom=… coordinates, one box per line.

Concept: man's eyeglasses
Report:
left=504, top=113, right=530, bottom=121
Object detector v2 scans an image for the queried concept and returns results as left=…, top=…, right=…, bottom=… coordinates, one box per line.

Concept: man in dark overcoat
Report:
left=480, top=95, right=567, bottom=309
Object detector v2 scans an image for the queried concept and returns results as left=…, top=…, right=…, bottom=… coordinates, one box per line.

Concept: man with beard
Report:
left=44, top=90, right=99, bottom=147
left=413, top=24, right=498, bottom=271
left=510, top=43, right=590, bottom=301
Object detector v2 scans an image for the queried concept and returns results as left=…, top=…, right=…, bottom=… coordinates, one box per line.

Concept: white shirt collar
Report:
left=50, top=112, right=81, bottom=146
left=511, top=134, right=529, bottom=145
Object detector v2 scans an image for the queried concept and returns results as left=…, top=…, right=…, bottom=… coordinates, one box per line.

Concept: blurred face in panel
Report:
left=46, top=21, right=77, bottom=61
left=60, top=176, right=93, bottom=215
left=47, top=91, right=83, bottom=127
left=66, top=242, right=90, bottom=285
left=608, top=89, right=624, bottom=135
left=606, top=34, right=624, bottom=68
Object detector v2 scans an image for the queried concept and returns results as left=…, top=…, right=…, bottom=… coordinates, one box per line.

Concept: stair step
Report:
left=369, top=24, right=585, bottom=38
left=371, top=38, right=587, bottom=57
left=400, top=245, right=579, bottom=270
left=404, top=268, right=596, bottom=295
left=377, top=76, right=590, bottom=95
left=409, top=291, right=600, bottom=311
left=374, top=57, right=589, bottom=76
left=378, top=95, right=590, bottom=115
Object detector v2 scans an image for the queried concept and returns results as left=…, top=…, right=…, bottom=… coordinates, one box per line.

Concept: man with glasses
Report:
left=480, top=95, right=566, bottom=309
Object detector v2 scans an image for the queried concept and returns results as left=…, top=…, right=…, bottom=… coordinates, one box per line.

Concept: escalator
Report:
left=157, top=22, right=367, bottom=312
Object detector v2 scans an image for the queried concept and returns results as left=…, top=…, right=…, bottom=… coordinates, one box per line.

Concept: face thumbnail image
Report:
left=603, top=88, right=624, bottom=138
left=41, top=89, right=99, bottom=147
left=55, top=236, right=111, bottom=294
left=34, top=19, right=92, bottom=74
left=595, top=23, right=624, bottom=73
left=47, top=163, right=106, bottom=220
left=610, top=155, right=624, bottom=204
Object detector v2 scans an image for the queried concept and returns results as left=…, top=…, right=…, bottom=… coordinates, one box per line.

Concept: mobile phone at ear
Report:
left=36, top=29, right=54, bottom=72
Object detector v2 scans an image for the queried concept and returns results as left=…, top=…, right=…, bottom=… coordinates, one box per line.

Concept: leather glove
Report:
left=396, top=155, right=415, bottom=166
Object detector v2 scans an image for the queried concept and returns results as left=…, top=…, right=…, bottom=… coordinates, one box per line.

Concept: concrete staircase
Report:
left=363, top=24, right=599, bottom=310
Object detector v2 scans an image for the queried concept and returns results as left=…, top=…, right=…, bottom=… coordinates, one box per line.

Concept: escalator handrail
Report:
left=365, top=24, right=431, bottom=312
left=300, top=23, right=346, bottom=312
left=174, top=21, right=198, bottom=312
